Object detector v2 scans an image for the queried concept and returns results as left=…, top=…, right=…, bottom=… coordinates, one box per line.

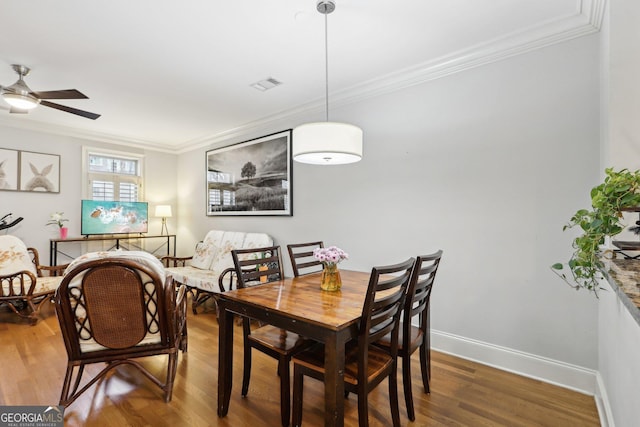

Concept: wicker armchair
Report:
left=0, top=235, right=66, bottom=324
left=55, top=251, right=187, bottom=407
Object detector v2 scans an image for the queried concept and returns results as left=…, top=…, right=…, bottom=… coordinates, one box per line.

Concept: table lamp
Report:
left=155, top=205, right=172, bottom=235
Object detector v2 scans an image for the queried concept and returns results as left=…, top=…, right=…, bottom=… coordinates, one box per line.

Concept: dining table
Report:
left=215, top=269, right=372, bottom=427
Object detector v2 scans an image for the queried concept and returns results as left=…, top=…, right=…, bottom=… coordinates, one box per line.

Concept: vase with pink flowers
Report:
left=313, top=246, right=349, bottom=291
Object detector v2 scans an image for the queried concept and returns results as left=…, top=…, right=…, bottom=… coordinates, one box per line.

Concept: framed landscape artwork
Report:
left=19, top=151, right=61, bottom=193
left=206, top=130, right=292, bottom=216
left=0, top=148, right=19, bottom=191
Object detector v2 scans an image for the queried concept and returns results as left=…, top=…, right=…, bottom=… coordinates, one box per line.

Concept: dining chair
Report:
left=286, top=241, right=324, bottom=277
left=54, top=251, right=187, bottom=407
left=376, top=250, right=443, bottom=421
left=231, top=245, right=311, bottom=427
left=291, top=257, right=415, bottom=427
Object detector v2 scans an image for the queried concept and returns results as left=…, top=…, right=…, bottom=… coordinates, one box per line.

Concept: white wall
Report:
left=598, top=0, right=640, bottom=425
left=0, top=126, right=178, bottom=261
left=597, top=277, right=640, bottom=427
left=178, top=33, right=602, bottom=377
left=609, top=0, right=640, bottom=170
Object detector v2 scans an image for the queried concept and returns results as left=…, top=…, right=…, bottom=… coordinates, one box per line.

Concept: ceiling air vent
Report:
left=250, top=77, right=282, bottom=91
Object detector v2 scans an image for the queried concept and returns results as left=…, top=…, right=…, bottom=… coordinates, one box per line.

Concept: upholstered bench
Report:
left=163, top=230, right=272, bottom=313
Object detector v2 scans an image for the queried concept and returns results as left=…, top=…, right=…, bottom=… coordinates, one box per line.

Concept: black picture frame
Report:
left=206, top=130, right=292, bottom=216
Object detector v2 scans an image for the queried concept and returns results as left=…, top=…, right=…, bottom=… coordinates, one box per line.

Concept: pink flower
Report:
left=314, top=246, right=348, bottom=266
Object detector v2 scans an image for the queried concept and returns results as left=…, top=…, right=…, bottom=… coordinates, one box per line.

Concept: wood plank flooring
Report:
left=0, top=298, right=600, bottom=426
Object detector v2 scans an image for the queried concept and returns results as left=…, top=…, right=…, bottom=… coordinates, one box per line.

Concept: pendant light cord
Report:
left=324, top=11, right=329, bottom=122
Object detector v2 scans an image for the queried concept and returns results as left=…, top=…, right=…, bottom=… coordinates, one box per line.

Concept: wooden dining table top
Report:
left=218, top=269, right=372, bottom=330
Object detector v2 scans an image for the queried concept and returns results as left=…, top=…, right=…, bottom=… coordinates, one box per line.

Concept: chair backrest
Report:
left=56, top=252, right=177, bottom=356
left=287, top=241, right=324, bottom=277
left=190, top=230, right=273, bottom=271
left=0, top=235, right=37, bottom=277
left=359, top=258, right=415, bottom=356
left=0, top=236, right=40, bottom=298
left=403, top=250, right=443, bottom=333
left=231, top=245, right=284, bottom=289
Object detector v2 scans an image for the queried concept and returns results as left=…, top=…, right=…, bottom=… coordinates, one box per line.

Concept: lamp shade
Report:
left=155, top=205, right=172, bottom=218
left=2, top=92, right=40, bottom=110
left=292, top=122, right=363, bottom=165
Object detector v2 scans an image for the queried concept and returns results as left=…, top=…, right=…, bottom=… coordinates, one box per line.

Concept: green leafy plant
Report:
left=552, top=168, right=640, bottom=294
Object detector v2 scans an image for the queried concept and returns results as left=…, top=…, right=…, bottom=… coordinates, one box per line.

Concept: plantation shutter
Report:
left=87, top=153, right=142, bottom=202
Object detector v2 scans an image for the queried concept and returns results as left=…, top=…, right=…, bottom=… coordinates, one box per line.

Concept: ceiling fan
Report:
left=0, top=64, right=100, bottom=120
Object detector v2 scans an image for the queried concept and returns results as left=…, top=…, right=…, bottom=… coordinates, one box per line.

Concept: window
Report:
left=209, top=189, right=221, bottom=206
left=207, top=171, right=233, bottom=184
left=222, top=190, right=235, bottom=206
left=83, top=148, right=144, bottom=201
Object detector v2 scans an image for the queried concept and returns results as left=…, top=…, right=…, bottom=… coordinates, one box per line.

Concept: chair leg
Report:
left=27, top=297, right=43, bottom=325
left=242, top=350, right=251, bottom=397
left=165, top=352, right=178, bottom=403
left=59, top=364, right=77, bottom=406
left=357, top=388, right=369, bottom=427
left=389, top=369, right=401, bottom=427
left=59, top=363, right=85, bottom=407
left=419, top=341, right=430, bottom=393
left=191, top=289, right=200, bottom=315
left=180, top=322, right=188, bottom=352
left=191, top=299, right=198, bottom=315
left=279, top=359, right=290, bottom=427
left=402, top=354, right=416, bottom=421
left=292, top=364, right=304, bottom=427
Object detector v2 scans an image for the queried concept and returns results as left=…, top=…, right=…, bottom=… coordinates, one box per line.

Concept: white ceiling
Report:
left=0, top=0, right=604, bottom=153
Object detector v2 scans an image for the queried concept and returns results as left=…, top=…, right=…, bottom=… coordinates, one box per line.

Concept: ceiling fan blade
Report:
left=40, top=100, right=101, bottom=120
left=31, top=89, right=88, bottom=100
left=9, top=107, right=28, bottom=114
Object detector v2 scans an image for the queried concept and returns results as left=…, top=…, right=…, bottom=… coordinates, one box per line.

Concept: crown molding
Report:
left=305, top=0, right=607, bottom=116
left=0, top=0, right=606, bottom=154
left=0, top=114, right=178, bottom=153
left=178, top=0, right=607, bottom=153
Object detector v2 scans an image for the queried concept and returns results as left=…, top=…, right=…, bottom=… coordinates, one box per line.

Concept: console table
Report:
left=50, top=234, right=176, bottom=266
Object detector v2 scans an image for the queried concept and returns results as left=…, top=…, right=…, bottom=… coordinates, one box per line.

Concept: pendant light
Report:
left=292, top=0, right=363, bottom=165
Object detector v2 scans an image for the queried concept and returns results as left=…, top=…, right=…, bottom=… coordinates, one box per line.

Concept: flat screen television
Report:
left=81, top=200, right=149, bottom=235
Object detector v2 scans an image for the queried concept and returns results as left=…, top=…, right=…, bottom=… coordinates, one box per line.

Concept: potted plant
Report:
left=47, top=211, right=69, bottom=239
left=552, top=168, right=640, bottom=294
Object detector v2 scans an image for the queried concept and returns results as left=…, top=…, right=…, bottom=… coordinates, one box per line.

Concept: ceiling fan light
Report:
left=2, top=92, right=40, bottom=110
left=293, top=122, right=363, bottom=165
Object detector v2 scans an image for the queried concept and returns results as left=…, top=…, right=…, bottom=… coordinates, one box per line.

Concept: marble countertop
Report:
left=605, top=258, right=640, bottom=325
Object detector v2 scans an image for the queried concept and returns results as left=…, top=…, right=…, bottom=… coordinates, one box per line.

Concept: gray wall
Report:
left=0, top=126, right=178, bottom=260
left=178, top=33, right=602, bottom=371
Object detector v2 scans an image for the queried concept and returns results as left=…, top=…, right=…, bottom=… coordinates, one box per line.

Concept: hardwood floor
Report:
left=0, top=298, right=600, bottom=426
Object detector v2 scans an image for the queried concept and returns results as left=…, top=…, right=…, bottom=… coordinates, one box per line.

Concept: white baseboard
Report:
left=431, top=329, right=598, bottom=395
left=595, top=371, right=614, bottom=427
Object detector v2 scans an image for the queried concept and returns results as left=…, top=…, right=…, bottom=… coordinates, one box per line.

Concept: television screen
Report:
left=81, top=200, right=149, bottom=235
